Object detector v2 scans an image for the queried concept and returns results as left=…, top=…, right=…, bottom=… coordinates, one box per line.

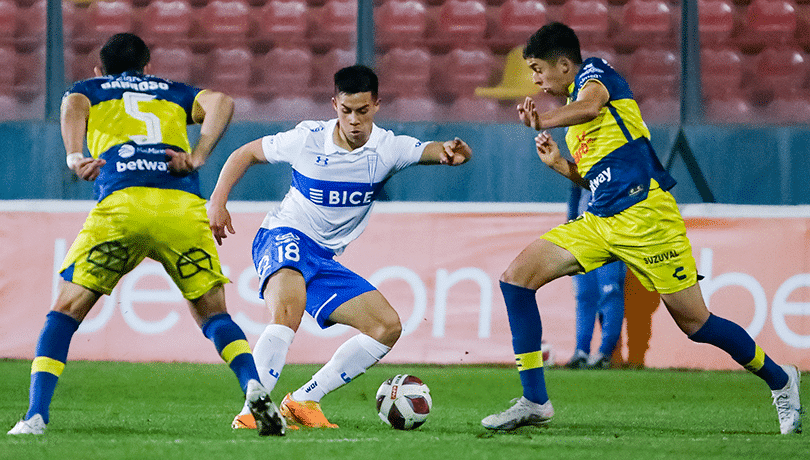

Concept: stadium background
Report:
left=0, top=0, right=808, bottom=371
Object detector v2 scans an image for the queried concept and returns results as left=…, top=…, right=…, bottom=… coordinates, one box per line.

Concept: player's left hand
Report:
left=440, top=138, right=471, bottom=165
left=165, top=148, right=199, bottom=176
left=535, top=131, right=562, bottom=168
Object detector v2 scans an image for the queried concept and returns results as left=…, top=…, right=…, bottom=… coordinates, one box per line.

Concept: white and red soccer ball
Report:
left=376, top=374, right=432, bottom=430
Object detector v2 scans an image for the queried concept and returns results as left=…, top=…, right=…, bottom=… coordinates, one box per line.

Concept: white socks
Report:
left=240, top=323, right=295, bottom=415
left=291, top=334, right=390, bottom=403
left=254, top=323, right=296, bottom=391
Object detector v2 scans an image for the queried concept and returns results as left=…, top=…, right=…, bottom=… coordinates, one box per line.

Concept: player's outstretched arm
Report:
left=418, top=138, right=472, bottom=165
left=517, top=81, right=610, bottom=130
left=536, top=131, right=588, bottom=189
left=167, top=90, right=235, bottom=175
left=207, top=139, right=267, bottom=245
left=60, top=93, right=106, bottom=181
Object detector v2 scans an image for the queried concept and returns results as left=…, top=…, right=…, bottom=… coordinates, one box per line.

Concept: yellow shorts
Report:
left=542, top=188, right=697, bottom=294
left=60, top=187, right=229, bottom=300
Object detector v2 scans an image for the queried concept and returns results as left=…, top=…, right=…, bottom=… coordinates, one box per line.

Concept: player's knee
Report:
left=372, top=315, right=401, bottom=348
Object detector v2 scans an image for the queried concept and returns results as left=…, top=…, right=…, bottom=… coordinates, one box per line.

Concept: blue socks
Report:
left=500, top=281, right=548, bottom=404
left=689, top=314, right=788, bottom=390
left=202, top=313, right=260, bottom=394
left=26, top=311, right=80, bottom=423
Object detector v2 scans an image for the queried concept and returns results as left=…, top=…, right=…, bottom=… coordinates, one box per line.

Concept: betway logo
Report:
left=589, top=167, right=611, bottom=193
left=116, top=159, right=169, bottom=172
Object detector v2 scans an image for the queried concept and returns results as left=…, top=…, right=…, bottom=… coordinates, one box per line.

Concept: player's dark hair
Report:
left=523, top=22, right=583, bottom=65
left=334, top=65, right=379, bottom=100
left=99, top=33, right=150, bottom=76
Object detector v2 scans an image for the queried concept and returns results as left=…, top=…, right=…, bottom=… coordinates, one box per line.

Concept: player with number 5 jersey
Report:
left=9, top=33, right=285, bottom=437
left=208, top=65, right=471, bottom=430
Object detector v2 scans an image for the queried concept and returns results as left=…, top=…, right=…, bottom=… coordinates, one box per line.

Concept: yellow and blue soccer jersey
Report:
left=64, top=71, right=203, bottom=201
left=565, top=58, right=676, bottom=217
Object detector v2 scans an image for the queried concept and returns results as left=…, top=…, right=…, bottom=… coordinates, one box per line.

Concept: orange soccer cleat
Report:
left=280, top=393, right=339, bottom=428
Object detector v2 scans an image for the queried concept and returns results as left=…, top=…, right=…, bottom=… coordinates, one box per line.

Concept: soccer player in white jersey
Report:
left=208, top=65, right=472, bottom=429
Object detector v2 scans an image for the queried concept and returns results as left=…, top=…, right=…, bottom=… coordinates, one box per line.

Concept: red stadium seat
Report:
left=637, top=95, right=679, bottom=124
left=85, top=1, right=134, bottom=43
left=312, top=47, right=355, bottom=94
left=435, top=47, right=496, bottom=98
left=489, top=0, right=547, bottom=51
left=561, top=0, right=610, bottom=46
left=258, top=46, right=314, bottom=96
left=628, top=47, right=679, bottom=100
left=751, top=46, right=806, bottom=100
left=310, top=0, right=357, bottom=50
left=765, top=96, right=810, bottom=123
left=434, top=0, right=488, bottom=48
left=149, top=46, right=193, bottom=83
left=264, top=95, right=328, bottom=121
left=0, top=1, right=16, bottom=41
left=0, top=46, right=16, bottom=88
left=698, top=0, right=734, bottom=46
left=206, top=46, right=254, bottom=96
left=15, top=0, right=46, bottom=50
left=0, top=93, right=19, bottom=121
left=378, top=46, right=432, bottom=97
left=614, top=0, right=675, bottom=50
left=448, top=96, right=501, bottom=122
left=64, top=47, right=96, bottom=82
left=375, top=0, right=428, bottom=49
left=258, top=0, right=308, bottom=45
left=196, top=0, right=251, bottom=45
left=736, top=0, right=798, bottom=52
left=701, top=47, right=743, bottom=99
left=704, top=96, right=756, bottom=123
left=383, top=95, right=440, bottom=121
left=140, top=0, right=192, bottom=43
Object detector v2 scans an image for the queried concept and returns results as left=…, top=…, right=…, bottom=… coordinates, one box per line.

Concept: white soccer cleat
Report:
left=772, top=364, right=803, bottom=435
left=246, top=379, right=286, bottom=436
left=7, top=414, right=46, bottom=435
left=482, top=396, right=554, bottom=431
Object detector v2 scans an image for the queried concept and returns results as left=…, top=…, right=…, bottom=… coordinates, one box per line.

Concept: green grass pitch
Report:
left=1, top=359, right=805, bottom=460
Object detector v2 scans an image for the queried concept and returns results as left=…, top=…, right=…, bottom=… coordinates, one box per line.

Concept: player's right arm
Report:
left=536, top=131, right=589, bottom=189
left=207, top=139, right=268, bottom=245
left=518, top=80, right=610, bottom=130
left=60, top=92, right=106, bottom=181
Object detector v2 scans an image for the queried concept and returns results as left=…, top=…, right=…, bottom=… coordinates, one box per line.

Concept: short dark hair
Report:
left=523, top=22, right=582, bottom=65
left=334, top=65, right=378, bottom=99
left=99, top=33, right=150, bottom=75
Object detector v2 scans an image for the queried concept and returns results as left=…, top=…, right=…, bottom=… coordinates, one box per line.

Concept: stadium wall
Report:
left=0, top=201, right=808, bottom=371
left=1, top=121, right=810, bottom=204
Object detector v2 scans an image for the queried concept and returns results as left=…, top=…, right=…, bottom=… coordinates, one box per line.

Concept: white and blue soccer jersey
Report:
left=259, top=119, right=427, bottom=254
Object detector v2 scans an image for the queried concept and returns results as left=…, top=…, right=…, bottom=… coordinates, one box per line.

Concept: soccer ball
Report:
left=375, top=374, right=432, bottom=430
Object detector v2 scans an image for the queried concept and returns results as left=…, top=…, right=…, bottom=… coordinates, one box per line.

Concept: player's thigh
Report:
left=609, top=192, right=697, bottom=295
left=148, top=192, right=229, bottom=300
left=329, top=290, right=402, bottom=347
left=59, top=195, right=150, bottom=296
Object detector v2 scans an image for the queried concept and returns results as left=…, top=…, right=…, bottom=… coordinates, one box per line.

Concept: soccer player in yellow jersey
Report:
left=8, top=33, right=284, bottom=436
left=482, top=22, right=802, bottom=435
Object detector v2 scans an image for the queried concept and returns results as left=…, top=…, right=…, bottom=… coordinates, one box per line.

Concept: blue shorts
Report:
left=252, top=227, right=376, bottom=329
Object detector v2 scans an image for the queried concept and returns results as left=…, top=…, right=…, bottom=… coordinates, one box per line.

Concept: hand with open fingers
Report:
left=517, top=97, right=542, bottom=130
left=165, top=148, right=198, bottom=176
left=73, top=157, right=106, bottom=181
left=535, top=130, right=561, bottom=168
left=441, top=137, right=472, bottom=165
left=207, top=204, right=235, bottom=246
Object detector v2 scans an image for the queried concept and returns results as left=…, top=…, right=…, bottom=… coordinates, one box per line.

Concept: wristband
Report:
left=66, top=152, right=84, bottom=169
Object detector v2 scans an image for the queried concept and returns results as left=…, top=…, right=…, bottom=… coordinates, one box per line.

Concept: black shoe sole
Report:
left=249, top=395, right=285, bottom=436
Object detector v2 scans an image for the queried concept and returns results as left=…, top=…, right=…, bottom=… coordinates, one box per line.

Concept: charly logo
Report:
left=119, top=144, right=135, bottom=159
